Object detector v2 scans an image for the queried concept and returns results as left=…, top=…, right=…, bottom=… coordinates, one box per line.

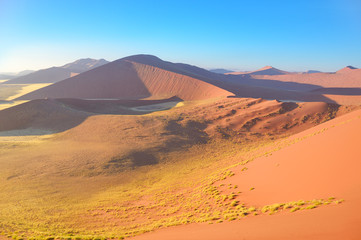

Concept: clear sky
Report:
left=1, top=0, right=360, bottom=72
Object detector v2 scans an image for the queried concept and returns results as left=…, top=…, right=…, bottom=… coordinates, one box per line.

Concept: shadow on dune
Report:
left=236, top=76, right=321, bottom=91
left=0, top=97, right=183, bottom=136
left=311, top=88, right=361, bottom=95
left=218, top=80, right=338, bottom=104
left=102, top=118, right=210, bottom=173
left=104, top=151, right=159, bottom=171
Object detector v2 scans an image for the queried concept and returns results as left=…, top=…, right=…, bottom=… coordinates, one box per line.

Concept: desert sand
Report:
left=132, top=108, right=361, bottom=240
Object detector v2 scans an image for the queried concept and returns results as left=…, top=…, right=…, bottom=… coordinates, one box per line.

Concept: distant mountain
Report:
left=5, top=58, right=109, bottom=84
left=209, top=69, right=233, bottom=74
left=0, top=70, right=34, bottom=80
left=0, top=74, right=13, bottom=80
left=305, top=70, right=322, bottom=74
left=249, top=66, right=289, bottom=75
left=225, top=66, right=289, bottom=76
left=17, top=70, right=35, bottom=76
left=61, top=58, right=109, bottom=73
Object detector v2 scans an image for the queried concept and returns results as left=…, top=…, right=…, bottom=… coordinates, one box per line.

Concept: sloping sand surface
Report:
left=133, top=109, right=361, bottom=240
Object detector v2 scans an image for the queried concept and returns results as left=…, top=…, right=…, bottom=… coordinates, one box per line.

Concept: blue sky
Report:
left=1, top=0, right=360, bottom=72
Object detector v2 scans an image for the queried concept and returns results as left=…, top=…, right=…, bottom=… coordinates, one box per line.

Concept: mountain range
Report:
left=5, top=58, right=108, bottom=84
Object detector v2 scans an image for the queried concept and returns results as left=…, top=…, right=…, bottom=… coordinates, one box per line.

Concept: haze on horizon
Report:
left=0, top=0, right=360, bottom=73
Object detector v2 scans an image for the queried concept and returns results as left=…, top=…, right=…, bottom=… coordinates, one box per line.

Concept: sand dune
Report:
left=132, top=108, right=361, bottom=240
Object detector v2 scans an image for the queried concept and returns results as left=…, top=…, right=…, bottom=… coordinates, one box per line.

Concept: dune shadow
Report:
left=162, top=118, right=210, bottom=150
left=235, top=76, right=320, bottom=91
left=0, top=97, right=183, bottom=136
left=104, top=151, right=159, bottom=171
left=211, top=79, right=339, bottom=104
left=311, top=88, right=361, bottom=95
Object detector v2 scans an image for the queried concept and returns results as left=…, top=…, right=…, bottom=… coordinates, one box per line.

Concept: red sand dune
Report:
left=17, top=56, right=232, bottom=101
left=132, top=109, right=361, bottom=240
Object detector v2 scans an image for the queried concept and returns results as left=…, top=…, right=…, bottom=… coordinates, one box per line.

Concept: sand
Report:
left=132, top=109, right=361, bottom=240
